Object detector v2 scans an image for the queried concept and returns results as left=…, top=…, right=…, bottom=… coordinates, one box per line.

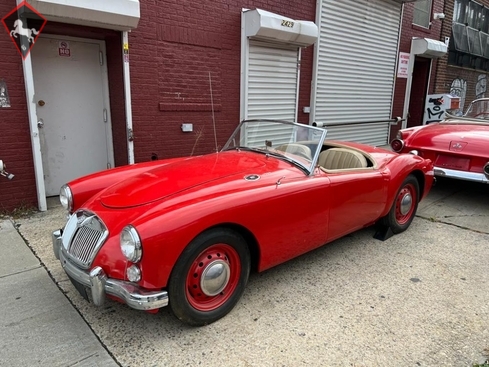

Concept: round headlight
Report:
left=126, top=265, right=141, bottom=282
left=59, top=185, right=73, bottom=211
left=120, top=225, right=142, bottom=262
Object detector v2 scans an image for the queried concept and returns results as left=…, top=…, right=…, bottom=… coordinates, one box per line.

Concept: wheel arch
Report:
left=204, top=223, right=261, bottom=274
left=410, top=169, right=425, bottom=200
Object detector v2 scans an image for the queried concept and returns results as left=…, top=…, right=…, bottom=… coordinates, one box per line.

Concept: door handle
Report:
left=37, top=118, right=44, bottom=128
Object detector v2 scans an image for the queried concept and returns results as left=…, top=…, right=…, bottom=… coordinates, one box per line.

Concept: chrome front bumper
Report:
left=434, top=166, right=489, bottom=184
left=52, top=229, right=168, bottom=311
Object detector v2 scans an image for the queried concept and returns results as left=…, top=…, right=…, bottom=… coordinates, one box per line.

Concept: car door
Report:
left=325, top=169, right=386, bottom=241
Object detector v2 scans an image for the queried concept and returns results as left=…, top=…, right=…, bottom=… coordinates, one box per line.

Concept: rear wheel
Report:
left=168, top=228, right=250, bottom=326
left=381, top=175, right=419, bottom=234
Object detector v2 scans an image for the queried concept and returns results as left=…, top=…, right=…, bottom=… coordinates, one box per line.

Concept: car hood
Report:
left=406, top=123, right=489, bottom=154
left=100, top=152, right=267, bottom=208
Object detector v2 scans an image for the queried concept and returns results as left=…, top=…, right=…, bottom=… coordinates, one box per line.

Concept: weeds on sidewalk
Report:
left=0, top=201, right=37, bottom=219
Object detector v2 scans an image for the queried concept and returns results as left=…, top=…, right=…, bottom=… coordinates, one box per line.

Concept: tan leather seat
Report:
left=318, top=147, right=368, bottom=170
left=275, top=143, right=312, bottom=159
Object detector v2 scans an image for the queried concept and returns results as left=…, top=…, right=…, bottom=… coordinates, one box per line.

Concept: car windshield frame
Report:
left=221, top=119, right=327, bottom=175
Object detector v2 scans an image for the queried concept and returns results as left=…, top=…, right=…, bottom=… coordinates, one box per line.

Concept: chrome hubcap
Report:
left=400, top=193, right=413, bottom=215
left=200, top=260, right=230, bottom=296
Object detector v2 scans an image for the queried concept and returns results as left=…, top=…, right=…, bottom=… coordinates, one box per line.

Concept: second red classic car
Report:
left=52, top=120, right=434, bottom=326
left=391, top=98, right=489, bottom=184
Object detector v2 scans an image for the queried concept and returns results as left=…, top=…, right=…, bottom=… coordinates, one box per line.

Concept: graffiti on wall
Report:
left=476, top=74, right=487, bottom=99
left=0, top=79, right=10, bottom=108
left=450, top=78, right=467, bottom=110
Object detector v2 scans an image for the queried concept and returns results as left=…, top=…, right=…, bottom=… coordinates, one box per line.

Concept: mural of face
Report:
left=476, top=74, right=487, bottom=99
left=450, top=78, right=467, bottom=109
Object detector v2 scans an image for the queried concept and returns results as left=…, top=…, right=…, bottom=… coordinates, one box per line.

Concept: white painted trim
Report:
left=309, top=0, right=322, bottom=126
left=122, top=31, right=135, bottom=164
left=27, top=0, right=140, bottom=31
left=402, top=51, right=415, bottom=130
left=22, top=52, right=47, bottom=211
left=295, top=48, right=301, bottom=123
left=388, top=3, right=404, bottom=143
left=240, top=9, right=249, bottom=122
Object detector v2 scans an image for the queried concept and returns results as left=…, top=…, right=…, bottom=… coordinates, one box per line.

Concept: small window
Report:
left=467, top=1, right=483, bottom=29
left=452, top=23, right=470, bottom=52
left=467, top=27, right=483, bottom=55
left=454, top=0, right=469, bottom=24
left=481, top=8, right=489, bottom=33
left=413, top=0, right=432, bottom=28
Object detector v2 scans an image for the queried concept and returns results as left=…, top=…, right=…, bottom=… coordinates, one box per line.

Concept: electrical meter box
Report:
left=423, top=94, right=461, bottom=124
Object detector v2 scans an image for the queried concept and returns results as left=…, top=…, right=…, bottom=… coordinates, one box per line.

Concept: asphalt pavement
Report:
left=1, top=177, right=488, bottom=367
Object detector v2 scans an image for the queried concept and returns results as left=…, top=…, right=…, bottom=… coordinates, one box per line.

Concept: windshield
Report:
left=464, top=99, right=489, bottom=120
left=222, top=119, right=327, bottom=174
left=446, top=98, right=489, bottom=123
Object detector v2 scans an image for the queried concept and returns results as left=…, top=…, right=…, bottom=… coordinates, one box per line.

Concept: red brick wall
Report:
left=0, top=0, right=37, bottom=212
left=128, top=0, right=316, bottom=162
left=0, top=0, right=315, bottom=211
left=0, top=10, right=125, bottom=211
left=391, top=0, right=445, bottom=140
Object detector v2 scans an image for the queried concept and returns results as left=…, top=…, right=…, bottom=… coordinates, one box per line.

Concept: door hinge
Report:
left=107, top=162, right=112, bottom=169
left=99, top=51, right=104, bottom=66
left=103, top=108, right=107, bottom=123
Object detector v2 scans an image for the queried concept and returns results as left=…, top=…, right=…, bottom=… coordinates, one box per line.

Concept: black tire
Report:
left=168, top=228, right=250, bottom=326
left=381, top=174, right=420, bottom=234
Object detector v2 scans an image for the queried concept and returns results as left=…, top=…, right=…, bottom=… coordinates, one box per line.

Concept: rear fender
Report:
left=380, top=155, right=433, bottom=217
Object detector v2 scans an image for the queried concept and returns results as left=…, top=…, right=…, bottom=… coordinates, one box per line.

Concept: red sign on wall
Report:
left=58, top=41, right=71, bottom=57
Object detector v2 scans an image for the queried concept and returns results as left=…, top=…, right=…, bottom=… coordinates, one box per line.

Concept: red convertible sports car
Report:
left=52, top=119, right=433, bottom=326
left=391, top=98, right=489, bottom=184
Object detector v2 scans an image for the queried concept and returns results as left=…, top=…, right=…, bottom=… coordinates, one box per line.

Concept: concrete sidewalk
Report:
left=0, top=218, right=118, bottom=367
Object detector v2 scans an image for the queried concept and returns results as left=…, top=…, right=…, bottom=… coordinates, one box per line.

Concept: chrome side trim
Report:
left=434, top=166, right=489, bottom=184
left=54, top=244, right=168, bottom=311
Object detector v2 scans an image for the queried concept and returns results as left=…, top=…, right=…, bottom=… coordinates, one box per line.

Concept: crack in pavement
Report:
left=417, top=214, right=489, bottom=235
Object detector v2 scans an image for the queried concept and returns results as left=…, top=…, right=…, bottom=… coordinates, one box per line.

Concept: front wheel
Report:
left=381, top=175, right=419, bottom=234
left=168, top=228, right=250, bottom=326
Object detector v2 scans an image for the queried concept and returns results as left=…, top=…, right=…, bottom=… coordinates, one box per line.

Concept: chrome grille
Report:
left=65, top=211, right=108, bottom=268
left=69, top=226, right=104, bottom=264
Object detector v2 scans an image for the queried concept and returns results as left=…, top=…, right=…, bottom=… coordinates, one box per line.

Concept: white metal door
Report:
left=311, top=0, right=402, bottom=145
left=31, top=37, right=113, bottom=196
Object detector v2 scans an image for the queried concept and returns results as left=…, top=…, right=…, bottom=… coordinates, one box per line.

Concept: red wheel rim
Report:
left=185, top=244, right=241, bottom=312
left=395, top=183, right=417, bottom=225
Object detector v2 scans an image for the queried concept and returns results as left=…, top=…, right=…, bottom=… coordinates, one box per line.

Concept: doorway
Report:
left=31, top=36, right=114, bottom=196
left=407, top=56, right=431, bottom=128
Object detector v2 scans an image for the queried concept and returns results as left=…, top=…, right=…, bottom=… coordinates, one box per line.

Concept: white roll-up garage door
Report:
left=243, top=40, right=300, bottom=146
left=247, top=40, right=299, bottom=121
left=311, top=0, right=402, bottom=146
